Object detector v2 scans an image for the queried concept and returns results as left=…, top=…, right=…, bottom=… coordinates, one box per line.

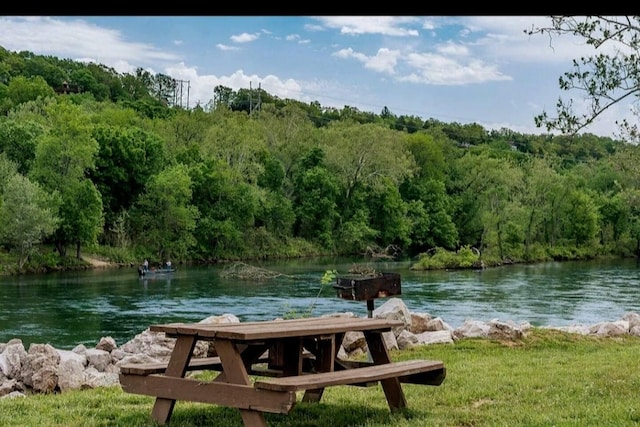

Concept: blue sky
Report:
left=0, top=16, right=631, bottom=138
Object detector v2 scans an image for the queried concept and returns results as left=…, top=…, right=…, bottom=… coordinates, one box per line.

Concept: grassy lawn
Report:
left=2, top=329, right=640, bottom=426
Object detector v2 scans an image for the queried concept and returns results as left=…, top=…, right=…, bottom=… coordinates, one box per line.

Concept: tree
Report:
left=320, top=121, right=415, bottom=209
left=292, top=148, right=341, bottom=249
left=55, top=179, right=104, bottom=259
left=89, top=123, right=164, bottom=237
left=5, top=75, right=55, bottom=108
left=257, top=103, right=319, bottom=194
left=526, top=16, right=640, bottom=142
left=0, top=117, right=44, bottom=174
left=189, top=159, right=258, bottom=259
left=29, top=100, right=101, bottom=257
left=130, top=165, right=199, bottom=261
left=213, top=85, right=234, bottom=109
left=0, top=172, right=59, bottom=268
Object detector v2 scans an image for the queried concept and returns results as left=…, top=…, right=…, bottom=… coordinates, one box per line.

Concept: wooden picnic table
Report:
left=119, top=316, right=446, bottom=427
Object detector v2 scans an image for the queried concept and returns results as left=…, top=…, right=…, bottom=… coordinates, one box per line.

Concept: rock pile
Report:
left=2, top=298, right=640, bottom=399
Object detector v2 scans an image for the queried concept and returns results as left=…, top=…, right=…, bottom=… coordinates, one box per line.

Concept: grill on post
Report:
left=333, top=272, right=401, bottom=318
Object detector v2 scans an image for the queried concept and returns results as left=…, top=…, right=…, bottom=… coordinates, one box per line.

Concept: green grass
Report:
left=2, top=329, right=640, bottom=426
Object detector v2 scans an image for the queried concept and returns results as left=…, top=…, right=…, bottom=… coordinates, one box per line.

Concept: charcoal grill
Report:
left=333, top=272, right=401, bottom=317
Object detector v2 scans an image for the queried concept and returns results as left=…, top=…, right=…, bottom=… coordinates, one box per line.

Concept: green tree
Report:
left=559, top=188, right=600, bottom=246
left=527, top=16, right=640, bottom=142
left=257, top=103, right=319, bottom=194
left=320, top=121, right=415, bottom=211
left=0, top=172, right=59, bottom=268
left=130, top=165, right=199, bottom=261
left=368, top=177, right=411, bottom=248
left=5, top=75, right=55, bottom=109
left=0, top=117, right=44, bottom=174
left=89, top=123, right=164, bottom=238
left=152, top=107, right=211, bottom=165
left=29, top=100, right=100, bottom=257
left=292, top=148, right=341, bottom=249
left=189, top=159, right=258, bottom=259
left=213, top=85, right=234, bottom=108
left=518, top=156, right=565, bottom=257
left=56, top=179, right=104, bottom=259
left=201, top=110, right=267, bottom=185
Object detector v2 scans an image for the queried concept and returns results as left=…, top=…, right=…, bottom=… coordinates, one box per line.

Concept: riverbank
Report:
left=80, top=255, right=116, bottom=268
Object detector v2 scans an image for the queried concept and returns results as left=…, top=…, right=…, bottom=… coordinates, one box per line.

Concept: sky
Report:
left=0, top=16, right=633, bottom=138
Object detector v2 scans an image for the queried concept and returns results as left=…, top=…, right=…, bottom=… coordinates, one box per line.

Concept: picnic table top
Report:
left=150, top=316, right=405, bottom=341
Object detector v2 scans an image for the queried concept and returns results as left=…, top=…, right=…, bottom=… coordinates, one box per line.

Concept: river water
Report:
left=1, top=257, right=639, bottom=349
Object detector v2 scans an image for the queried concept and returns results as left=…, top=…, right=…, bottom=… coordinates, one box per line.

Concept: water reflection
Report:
left=1, top=258, right=640, bottom=349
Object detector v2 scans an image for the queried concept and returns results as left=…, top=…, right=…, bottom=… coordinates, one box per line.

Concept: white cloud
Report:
left=230, top=32, right=260, bottom=43
left=0, top=17, right=179, bottom=74
left=435, top=41, right=470, bottom=57
left=401, top=52, right=511, bottom=85
left=314, top=16, right=421, bottom=37
left=216, top=44, right=239, bottom=51
left=303, top=23, right=325, bottom=32
left=457, top=16, right=601, bottom=64
left=351, top=48, right=401, bottom=74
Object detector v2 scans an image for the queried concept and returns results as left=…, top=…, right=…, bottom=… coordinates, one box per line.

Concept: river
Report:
left=1, top=257, right=639, bottom=349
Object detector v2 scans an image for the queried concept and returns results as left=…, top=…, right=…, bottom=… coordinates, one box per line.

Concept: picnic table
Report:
left=119, top=316, right=446, bottom=427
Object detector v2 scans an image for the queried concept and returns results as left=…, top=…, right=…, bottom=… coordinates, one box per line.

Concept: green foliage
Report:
left=527, top=16, right=640, bottom=142
left=368, top=178, right=411, bottom=248
left=0, top=45, right=639, bottom=269
left=55, top=179, right=104, bottom=258
left=129, top=164, right=199, bottom=261
left=292, top=162, right=341, bottom=249
left=89, top=122, right=164, bottom=233
left=255, top=190, right=295, bottom=238
left=0, top=117, right=44, bottom=174
left=321, top=269, right=338, bottom=285
left=412, top=245, right=480, bottom=270
left=5, top=75, right=55, bottom=108
left=0, top=172, right=59, bottom=268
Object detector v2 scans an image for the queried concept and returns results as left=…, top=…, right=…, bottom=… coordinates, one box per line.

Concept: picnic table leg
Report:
left=302, top=334, right=336, bottom=403
left=151, top=335, right=197, bottom=424
left=364, top=331, right=407, bottom=411
left=285, top=337, right=305, bottom=376
left=215, top=339, right=268, bottom=427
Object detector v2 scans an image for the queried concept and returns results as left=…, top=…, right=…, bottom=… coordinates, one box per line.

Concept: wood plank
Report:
left=334, top=360, right=446, bottom=385
left=119, top=374, right=296, bottom=414
left=254, top=360, right=445, bottom=392
left=120, top=357, right=223, bottom=375
left=363, top=330, right=405, bottom=410
left=151, top=335, right=197, bottom=425
left=150, top=317, right=404, bottom=341
left=120, top=350, right=316, bottom=377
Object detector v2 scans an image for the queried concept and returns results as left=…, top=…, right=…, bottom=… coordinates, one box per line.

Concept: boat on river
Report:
left=138, top=266, right=176, bottom=278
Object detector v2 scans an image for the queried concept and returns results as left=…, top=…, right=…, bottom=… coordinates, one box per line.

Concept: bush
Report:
left=411, top=245, right=480, bottom=270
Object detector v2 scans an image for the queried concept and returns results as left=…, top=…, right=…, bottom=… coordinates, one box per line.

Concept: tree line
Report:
left=0, top=43, right=639, bottom=272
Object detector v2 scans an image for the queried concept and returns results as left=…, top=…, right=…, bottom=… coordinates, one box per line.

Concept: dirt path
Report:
left=81, top=255, right=114, bottom=268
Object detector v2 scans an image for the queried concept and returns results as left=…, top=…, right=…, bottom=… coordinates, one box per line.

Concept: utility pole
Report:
left=173, top=79, right=191, bottom=109
left=249, top=81, right=261, bottom=117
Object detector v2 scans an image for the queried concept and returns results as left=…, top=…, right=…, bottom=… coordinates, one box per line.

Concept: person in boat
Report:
left=165, top=260, right=172, bottom=270
left=143, top=259, right=149, bottom=272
